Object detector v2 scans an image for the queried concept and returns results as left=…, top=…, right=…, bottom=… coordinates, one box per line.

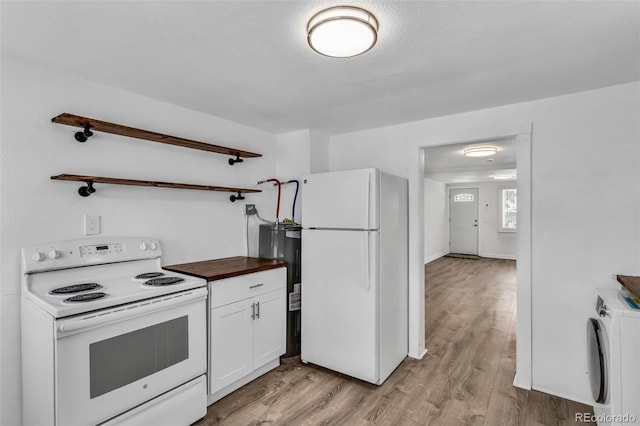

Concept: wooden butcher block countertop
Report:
left=163, top=256, right=286, bottom=282
left=617, top=275, right=640, bottom=300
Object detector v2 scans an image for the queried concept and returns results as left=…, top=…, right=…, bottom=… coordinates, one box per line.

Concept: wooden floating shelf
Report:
left=51, top=174, right=260, bottom=202
left=51, top=113, right=261, bottom=163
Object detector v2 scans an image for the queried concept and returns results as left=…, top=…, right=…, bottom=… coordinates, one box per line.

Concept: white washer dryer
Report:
left=587, top=288, right=640, bottom=425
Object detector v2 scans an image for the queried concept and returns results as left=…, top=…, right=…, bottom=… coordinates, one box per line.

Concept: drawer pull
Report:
left=249, top=283, right=264, bottom=289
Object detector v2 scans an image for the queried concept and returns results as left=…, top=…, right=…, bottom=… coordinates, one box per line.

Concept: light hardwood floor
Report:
left=194, top=257, right=595, bottom=425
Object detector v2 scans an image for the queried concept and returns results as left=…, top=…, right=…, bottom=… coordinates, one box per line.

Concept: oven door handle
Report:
left=57, top=287, right=207, bottom=336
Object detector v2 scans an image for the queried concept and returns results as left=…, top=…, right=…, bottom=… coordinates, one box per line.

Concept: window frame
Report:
left=453, top=193, right=475, bottom=202
left=498, top=186, right=517, bottom=233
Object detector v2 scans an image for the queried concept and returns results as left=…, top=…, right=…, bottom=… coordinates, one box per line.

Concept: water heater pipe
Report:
left=257, top=178, right=282, bottom=221
left=286, top=180, right=300, bottom=222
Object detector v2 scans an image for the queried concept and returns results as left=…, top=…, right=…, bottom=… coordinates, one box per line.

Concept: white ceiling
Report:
left=424, top=137, right=517, bottom=184
left=1, top=1, right=639, bottom=134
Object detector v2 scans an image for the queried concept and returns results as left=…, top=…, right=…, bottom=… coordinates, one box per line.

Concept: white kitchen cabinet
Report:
left=208, top=268, right=286, bottom=398
left=209, top=299, right=254, bottom=392
left=253, top=289, right=287, bottom=368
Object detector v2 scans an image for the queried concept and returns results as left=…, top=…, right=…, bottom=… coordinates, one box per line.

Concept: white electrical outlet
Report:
left=84, top=215, right=100, bottom=235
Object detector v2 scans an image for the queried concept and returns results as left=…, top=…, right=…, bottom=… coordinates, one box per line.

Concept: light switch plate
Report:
left=84, top=215, right=100, bottom=235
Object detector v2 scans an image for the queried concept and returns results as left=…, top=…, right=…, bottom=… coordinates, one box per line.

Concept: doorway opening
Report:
left=418, top=131, right=531, bottom=389
left=423, top=137, right=517, bottom=262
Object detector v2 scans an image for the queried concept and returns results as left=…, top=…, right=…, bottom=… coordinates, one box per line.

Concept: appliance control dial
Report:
left=140, top=242, right=148, bottom=251
left=48, top=250, right=61, bottom=259
left=32, top=252, right=46, bottom=262
left=149, top=242, right=157, bottom=250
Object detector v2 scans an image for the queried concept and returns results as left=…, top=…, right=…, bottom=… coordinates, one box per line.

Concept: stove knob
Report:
left=48, top=250, right=61, bottom=259
left=149, top=242, right=157, bottom=250
left=32, top=252, right=46, bottom=262
left=140, top=242, right=148, bottom=251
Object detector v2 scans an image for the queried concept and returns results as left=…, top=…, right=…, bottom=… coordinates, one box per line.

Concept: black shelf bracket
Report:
left=78, top=180, right=96, bottom=197
left=74, top=124, right=94, bottom=143
left=229, top=192, right=245, bottom=202
left=228, top=154, right=244, bottom=166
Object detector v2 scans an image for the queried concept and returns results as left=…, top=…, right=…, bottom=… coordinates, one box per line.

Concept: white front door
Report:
left=449, top=188, right=479, bottom=255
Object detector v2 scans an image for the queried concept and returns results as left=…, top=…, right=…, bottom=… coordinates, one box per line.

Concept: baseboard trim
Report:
left=479, top=253, right=517, bottom=260
left=424, top=251, right=448, bottom=264
left=408, top=347, right=428, bottom=360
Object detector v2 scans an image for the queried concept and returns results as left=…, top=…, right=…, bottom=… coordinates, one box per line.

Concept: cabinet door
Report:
left=620, top=317, right=640, bottom=421
left=253, top=289, right=286, bottom=369
left=209, top=299, right=253, bottom=394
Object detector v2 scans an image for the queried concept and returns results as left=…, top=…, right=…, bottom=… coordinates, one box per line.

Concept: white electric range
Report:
left=21, top=237, right=208, bottom=426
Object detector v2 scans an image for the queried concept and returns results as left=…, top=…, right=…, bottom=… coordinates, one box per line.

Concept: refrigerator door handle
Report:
left=365, top=174, right=371, bottom=229
left=365, top=232, right=371, bottom=289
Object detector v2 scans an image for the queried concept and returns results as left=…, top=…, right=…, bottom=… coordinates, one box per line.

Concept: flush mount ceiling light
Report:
left=307, top=6, right=378, bottom=58
left=463, top=145, right=498, bottom=157
left=490, top=174, right=517, bottom=180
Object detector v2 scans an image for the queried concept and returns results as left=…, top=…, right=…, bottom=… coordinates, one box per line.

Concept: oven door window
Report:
left=90, top=316, right=189, bottom=398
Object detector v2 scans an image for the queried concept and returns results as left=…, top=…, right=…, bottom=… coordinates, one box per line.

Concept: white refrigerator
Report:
left=301, top=168, right=408, bottom=385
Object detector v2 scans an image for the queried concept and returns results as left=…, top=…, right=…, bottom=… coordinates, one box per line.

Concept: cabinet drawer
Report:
left=209, top=268, right=286, bottom=309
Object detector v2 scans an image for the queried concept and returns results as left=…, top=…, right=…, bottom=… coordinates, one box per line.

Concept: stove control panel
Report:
left=21, top=237, right=162, bottom=274
left=80, top=243, right=125, bottom=257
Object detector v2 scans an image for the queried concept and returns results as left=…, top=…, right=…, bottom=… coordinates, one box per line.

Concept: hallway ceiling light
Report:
left=307, top=6, right=378, bottom=58
left=490, top=174, right=516, bottom=180
left=463, top=145, right=498, bottom=157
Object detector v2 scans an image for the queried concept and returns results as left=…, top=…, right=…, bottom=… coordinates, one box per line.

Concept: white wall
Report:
left=0, top=58, right=280, bottom=425
left=328, top=82, right=640, bottom=404
left=275, top=129, right=310, bottom=224
left=447, top=181, right=517, bottom=260
left=423, top=178, right=448, bottom=263
left=309, top=129, right=331, bottom=173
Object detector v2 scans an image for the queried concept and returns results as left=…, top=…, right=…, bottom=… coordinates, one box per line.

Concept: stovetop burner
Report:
left=134, top=272, right=165, bottom=279
left=144, top=277, right=185, bottom=286
left=49, top=283, right=103, bottom=295
left=63, top=292, right=108, bottom=303
left=22, top=237, right=208, bottom=318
